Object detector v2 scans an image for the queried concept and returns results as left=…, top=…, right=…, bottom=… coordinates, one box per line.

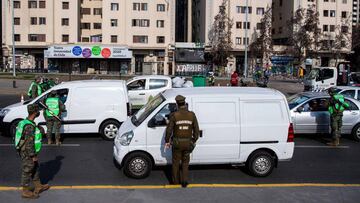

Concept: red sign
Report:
left=101, top=48, right=111, bottom=58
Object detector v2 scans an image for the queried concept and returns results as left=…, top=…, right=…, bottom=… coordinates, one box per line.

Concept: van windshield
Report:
left=305, top=69, right=319, bottom=80
left=131, top=94, right=165, bottom=126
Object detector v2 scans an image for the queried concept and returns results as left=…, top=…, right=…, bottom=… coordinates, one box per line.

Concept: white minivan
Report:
left=0, top=80, right=130, bottom=140
left=113, top=87, right=294, bottom=178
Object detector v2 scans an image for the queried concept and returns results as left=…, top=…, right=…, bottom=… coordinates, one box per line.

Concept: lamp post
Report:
left=244, top=0, right=249, bottom=77
left=11, top=0, right=16, bottom=88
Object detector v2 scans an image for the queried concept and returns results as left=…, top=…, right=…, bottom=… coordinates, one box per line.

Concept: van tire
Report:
left=247, top=151, right=275, bottom=177
left=99, top=120, right=121, bottom=141
left=351, top=124, right=360, bottom=142
left=123, top=152, right=152, bottom=179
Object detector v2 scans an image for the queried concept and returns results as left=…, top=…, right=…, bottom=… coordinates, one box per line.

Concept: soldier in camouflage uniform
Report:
left=165, top=95, right=199, bottom=188
left=16, top=104, right=50, bottom=199
left=27, top=76, right=42, bottom=99
left=44, top=91, right=65, bottom=145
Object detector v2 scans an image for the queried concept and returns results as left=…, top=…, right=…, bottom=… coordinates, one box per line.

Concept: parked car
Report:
left=0, top=80, right=130, bottom=140
left=334, top=86, right=360, bottom=101
left=287, top=92, right=360, bottom=141
left=114, top=87, right=294, bottom=178
left=127, top=75, right=172, bottom=109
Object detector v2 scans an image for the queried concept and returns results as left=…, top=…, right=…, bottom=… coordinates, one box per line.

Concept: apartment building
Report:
left=272, top=0, right=353, bottom=67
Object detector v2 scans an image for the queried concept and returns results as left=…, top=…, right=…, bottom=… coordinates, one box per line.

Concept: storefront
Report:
left=270, top=56, right=294, bottom=75
left=174, top=43, right=209, bottom=76
left=44, top=45, right=132, bottom=74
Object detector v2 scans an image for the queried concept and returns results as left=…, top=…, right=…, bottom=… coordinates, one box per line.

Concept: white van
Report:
left=113, top=87, right=294, bottom=178
left=0, top=80, right=130, bottom=140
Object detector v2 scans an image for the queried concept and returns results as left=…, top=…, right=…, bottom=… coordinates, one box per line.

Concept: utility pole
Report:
left=11, top=0, right=17, bottom=88
left=244, top=0, right=249, bottom=77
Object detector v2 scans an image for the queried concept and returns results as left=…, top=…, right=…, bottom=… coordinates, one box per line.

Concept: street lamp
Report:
left=244, top=0, right=249, bottom=77
left=11, top=0, right=16, bottom=88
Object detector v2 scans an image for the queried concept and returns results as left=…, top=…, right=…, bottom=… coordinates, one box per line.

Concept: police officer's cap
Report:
left=175, top=95, right=186, bottom=105
left=27, top=104, right=40, bottom=115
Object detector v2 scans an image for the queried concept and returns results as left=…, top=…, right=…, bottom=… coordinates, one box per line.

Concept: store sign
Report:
left=176, top=64, right=209, bottom=73
left=45, top=45, right=132, bottom=59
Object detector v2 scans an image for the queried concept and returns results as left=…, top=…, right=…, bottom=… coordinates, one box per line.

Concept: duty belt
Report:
left=174, top=137, right=191, bottom=141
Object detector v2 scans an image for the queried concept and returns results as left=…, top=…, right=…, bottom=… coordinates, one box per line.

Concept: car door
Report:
left=146, top=103, right=177, bottom=164
left=127, top=79, right=148, bottom=109
left=294, top=98, right=330, bottom=134
left=341, top=99, right=360, bottom=134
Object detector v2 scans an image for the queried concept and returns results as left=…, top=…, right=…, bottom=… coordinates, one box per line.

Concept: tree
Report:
left=287, top=4, right=320, bottom=64
left=208, top=0, right=233, bottom=69
left=249, top=7, right=273, bottom=67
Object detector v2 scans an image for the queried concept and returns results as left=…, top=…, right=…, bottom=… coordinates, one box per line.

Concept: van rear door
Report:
left=191, top=98, right=240, bottom=162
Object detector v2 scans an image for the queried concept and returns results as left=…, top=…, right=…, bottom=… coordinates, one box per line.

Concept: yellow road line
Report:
left=1, top=183, right=360, bottom=191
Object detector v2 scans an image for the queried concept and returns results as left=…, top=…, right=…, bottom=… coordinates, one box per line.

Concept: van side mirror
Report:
left=148, top=118, right=156, bottom=128
left=296, top=107, right=304, bottom=113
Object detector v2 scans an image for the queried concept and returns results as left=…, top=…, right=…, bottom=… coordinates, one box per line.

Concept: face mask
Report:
left=35, top=112, right=40, bottom=118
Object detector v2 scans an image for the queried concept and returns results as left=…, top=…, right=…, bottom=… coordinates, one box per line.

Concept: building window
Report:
left=330, top=0, right=335, bottom=2
left=62, top=35, right=69, bottom=42
left=280, top=0, right=283, bottom=6
left=39, top=17, right=46, bottom=25
left=111, top=19, right=118, bottom=27
left=341, top=26, right=349, bottom=33
left=14, top=34, right=21, bottom=42
left=323, top=24, right=329, bottom=31
left=28, top=34, right=46, bottom=42
left=62, top=2, right=69, bottom=9
left=279, top=13, right=282, bottom=20
left=82, top=37, right=90, bottom=42
left=80, top=23, right=90, bottom=29
left=111, top=35, right=118, bottom=43
left=93, top=23, right=102, bottom=29
left=39, top=1, right=45, bottom=8
left=256, top=23, right=262, bottom=30
left=272, top=28, right=275, bottom=34
left=323, top=10, right=329, bottom=17
left=156, top=20, right=164, bottom=28
left=93, top=8, right=102, bottom=15
left=81, top=8, right=91, bottom=15
left=14, top=17, right=20, bottom=25
left=256, top=7, right=264, bottom=15
left=330, top=25, right=335, bottom=32
left=133, top=3, right=147, bottom=11
left=91, top=35, right=102, bottom=43
left=141, top=3, right=148, bottom=11
left=236, top=22, right=242, bottom=29
left=14, top=1, right=20, bottom=8
left=62, top=18, right=69, bottom=26
left=133, top=35, right=148, bottom=43
left=330, top=10, right=336, bottom=17
left=157, top=4, right=165, bottom=12
left=132, top=19, right=150, bottom=27
left=243, top=22, right=250, bottom=29
left=243, top=37, right=249, bottom=45
left=324, top=0, right=329, bottom=2
left=28, top=1, right=37, bottom=8
left=279, top=27, right=283, bottom=34
left=235, top=37, right=241, bottom=45
left=111, top=3, right=119, bottom=11
left=157, top=36, right=165, bottom=43
left=30, top=17, right=37, bottom=25
left=238, top=6, right=252, bottom=14
left=342, top=0, right=347, bottom=3
left=341, top=11, right=347, bottom=18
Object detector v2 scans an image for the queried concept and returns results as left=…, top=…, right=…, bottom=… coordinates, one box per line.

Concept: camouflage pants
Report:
left=331, top=114, right=343, bottom=139
left=172, top=149, right=190, bottom=184
left=20, top=156, right=40, bottom=187
left=46, top=117, right=61, bottom=141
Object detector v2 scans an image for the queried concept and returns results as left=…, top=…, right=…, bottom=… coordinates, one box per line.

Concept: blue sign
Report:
left=72, top=46, right=82, bottom=56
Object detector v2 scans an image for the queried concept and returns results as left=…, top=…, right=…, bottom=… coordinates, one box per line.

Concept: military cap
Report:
left=27, top=104, right=40, bottom=115
left=175, top=95, right=186, bottom=105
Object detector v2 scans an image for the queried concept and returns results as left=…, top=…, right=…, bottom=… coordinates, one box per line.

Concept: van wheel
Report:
left=351, top=124, right=360, bottom=142
left=123, top=152, right=152, bottom=179
left=247, top=151, right=275, bottom=177
left=10, top=119, right=22, bottom=138
left=100, top=120, right=120, bottom=141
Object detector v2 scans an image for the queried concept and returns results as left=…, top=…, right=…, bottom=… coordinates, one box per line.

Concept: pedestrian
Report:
left=165, top=95, right=199, bottom=188
left=298, top=66, right=304, bottom=83
left=327, top=87, right=349, bottom=146
left=14, top=104, right=50, bottom=199
left=44, top=91, right=65, bottom=145
left=208, top=72, right=215, bottom=86
left=230, top=71, right=239, bottom=86
left=27, top=76, right=42, bottom=99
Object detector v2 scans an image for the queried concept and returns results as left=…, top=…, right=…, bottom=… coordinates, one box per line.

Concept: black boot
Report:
left=181, top=182, right=188, bottom=188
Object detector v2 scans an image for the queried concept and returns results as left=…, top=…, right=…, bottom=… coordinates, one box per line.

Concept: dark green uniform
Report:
left=165, top=95, right=199, bottom=186
left=44, top=94, right=65, bottom=145
left=328, top=90, right=349, bottom=146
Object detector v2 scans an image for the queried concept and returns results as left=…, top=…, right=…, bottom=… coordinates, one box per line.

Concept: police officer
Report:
left=327, top=87, right=349, bottom=146
left=44, top=91, right=65, bottom=145
left=27, top=76, right=42, bottom=99
left=165, top=95, right=199, bottom=188
left=15, top=104, right=50, bottom=199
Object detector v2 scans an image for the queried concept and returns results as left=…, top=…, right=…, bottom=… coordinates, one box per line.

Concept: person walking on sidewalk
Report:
left=15, top=104, right=50, bottom=199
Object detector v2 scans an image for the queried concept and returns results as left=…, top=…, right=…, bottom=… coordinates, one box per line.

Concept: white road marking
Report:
left=295, top=145, right=349, bottom=149
left=0, top=144, right=80, bottom=147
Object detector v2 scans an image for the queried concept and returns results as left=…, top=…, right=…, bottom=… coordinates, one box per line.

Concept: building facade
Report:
left=353, top=0, right=360, bottom=26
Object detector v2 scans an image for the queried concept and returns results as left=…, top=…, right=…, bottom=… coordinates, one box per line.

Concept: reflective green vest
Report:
left=328, top=94, right=349, bottom=115
left=14, top=119, right=42, bottom=153
left=45, top=97, right=60, bottom=117
left=27, top=82, right=42, bottom=97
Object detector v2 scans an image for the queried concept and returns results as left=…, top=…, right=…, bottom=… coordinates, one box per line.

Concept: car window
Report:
left=152, top=103, right=177, bottom=126
left=341, top=90, right=356, bottom=99
left=35, top=88, right=69, bottom=108
left=345, top=99, right=359, bottom=111
left=302, top=98, right=328, bottom=112
left=128, top=79, right=146, bottom=90
left=287, top=94, right=310, bottom=109
left=149, top=79, right=168, bottom=90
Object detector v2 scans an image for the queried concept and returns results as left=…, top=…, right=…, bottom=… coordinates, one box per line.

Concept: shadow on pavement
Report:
left=40, top=156, right=64, bottom=184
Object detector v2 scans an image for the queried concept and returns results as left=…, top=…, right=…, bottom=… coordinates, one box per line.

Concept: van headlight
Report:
left=0, top=109, right=10, bottom=117
left=116, top=131, right=134, bottom=146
